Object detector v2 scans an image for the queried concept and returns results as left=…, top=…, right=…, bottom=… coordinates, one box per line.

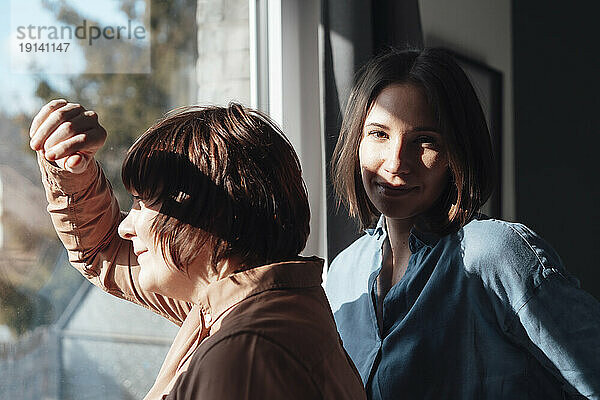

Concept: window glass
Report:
left=0, top=0, right=250, bottom=398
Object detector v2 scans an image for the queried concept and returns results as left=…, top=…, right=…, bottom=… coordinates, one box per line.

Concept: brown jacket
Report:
left=38, top=156, right=365, bottom=400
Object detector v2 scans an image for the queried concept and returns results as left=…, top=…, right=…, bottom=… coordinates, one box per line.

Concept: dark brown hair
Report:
left=332, top=48, right=495, bottom=234
left=122, top=103, right=310, bottom=271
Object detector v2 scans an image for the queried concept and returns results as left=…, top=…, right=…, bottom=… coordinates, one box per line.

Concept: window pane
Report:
left=0, top=0, right=250, bottom=398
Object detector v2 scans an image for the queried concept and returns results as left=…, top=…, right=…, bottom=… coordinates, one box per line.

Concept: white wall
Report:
left=418, top=0, right=514, bottom=220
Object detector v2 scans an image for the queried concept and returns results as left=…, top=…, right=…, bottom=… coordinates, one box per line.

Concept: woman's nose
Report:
left=118, top=211, right=136, bottom=240
left=383, top=139, right=411, bottom=175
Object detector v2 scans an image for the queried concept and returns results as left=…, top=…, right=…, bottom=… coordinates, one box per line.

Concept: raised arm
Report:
left=30, top=100, right=192, bottom=325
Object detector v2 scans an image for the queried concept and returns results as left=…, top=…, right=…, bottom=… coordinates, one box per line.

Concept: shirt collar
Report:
left=365, top=214, right=386, bottom=240
left=367, top=214, right=440, bottom=253
left=408, top=228, right=440, bottom=253
left=196, top=257, right=324, bottom=327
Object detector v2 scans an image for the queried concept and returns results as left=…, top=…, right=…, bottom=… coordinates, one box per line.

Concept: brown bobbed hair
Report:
left=332, top=48, right=495, bottom=234
left=122, top=103, right=310, bottom=272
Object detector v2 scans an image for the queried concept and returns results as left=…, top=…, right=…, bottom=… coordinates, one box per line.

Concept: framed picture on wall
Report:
left=449, top=50, right=503, bottom=218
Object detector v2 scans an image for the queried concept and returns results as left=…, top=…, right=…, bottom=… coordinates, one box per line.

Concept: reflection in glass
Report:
left=0, top=0, right=250, bottom=398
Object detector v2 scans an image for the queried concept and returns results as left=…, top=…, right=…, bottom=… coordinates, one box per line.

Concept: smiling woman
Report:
left=117, top=197, right=182, bottom=298
left=326, top=48, right=600, bottom=400
left=30, top=100, right=366, bottom=400
left=358, top=83, right=449, bottom=228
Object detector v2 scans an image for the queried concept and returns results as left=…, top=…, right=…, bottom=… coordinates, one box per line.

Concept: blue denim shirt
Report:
left=326, top=216, right=600, bottom=399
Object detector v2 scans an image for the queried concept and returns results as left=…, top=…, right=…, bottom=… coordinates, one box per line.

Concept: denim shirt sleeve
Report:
left=464, top=220, right=600, bottom=398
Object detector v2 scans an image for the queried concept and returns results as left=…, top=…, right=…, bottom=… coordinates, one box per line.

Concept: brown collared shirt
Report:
left=38, top=157, right=365, bottom=400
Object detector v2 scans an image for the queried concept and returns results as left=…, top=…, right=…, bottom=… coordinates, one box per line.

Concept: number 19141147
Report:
left=18, top=42, right=70, bottom=52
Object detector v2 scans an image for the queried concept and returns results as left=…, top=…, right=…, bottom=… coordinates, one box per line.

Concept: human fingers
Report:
left=46, top=131, right=98, bottom=175
left=41, top=110, right=104, bottom=155
left=30, top=102, right=86, bottom=151
left=56, top=153, right=88, bottom=174
left=44, top=121, right=106, bottom=163
left=29, top=99, right=67, bottom=139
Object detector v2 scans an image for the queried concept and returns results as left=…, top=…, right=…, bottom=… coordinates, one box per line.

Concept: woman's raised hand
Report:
left=29, top=99, right=107, bottom=174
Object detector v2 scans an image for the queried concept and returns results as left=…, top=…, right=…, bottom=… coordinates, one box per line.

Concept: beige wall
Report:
left=418, top=0, right=514, bottom=220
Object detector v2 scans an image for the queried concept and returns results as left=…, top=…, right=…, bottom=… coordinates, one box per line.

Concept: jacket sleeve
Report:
left=38, top=155, right=193, bottom=326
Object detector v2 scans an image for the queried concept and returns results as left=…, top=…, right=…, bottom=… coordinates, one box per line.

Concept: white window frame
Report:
left=249, top=0, right=327, bottom=263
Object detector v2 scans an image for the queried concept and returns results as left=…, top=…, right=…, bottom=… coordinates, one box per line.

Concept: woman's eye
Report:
left=367, top=130, right=388, bottom=139
left=415, top=135, right=437, bottom=145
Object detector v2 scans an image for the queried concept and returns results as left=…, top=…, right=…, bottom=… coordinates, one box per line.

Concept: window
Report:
left=252, top=0, right=326, bottom=261
left=0, top=0, right=252, bottom=398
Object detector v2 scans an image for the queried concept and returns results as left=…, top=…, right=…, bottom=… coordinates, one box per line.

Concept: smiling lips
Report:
left=376, top=182, right=418, bottom=196
left=135, top=249, right=148, bottom=257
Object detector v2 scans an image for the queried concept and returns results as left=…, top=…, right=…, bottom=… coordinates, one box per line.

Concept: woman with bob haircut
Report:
left=326, top=48, right=600, bottom=399
left=30, top=101, right=366, bottom=400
